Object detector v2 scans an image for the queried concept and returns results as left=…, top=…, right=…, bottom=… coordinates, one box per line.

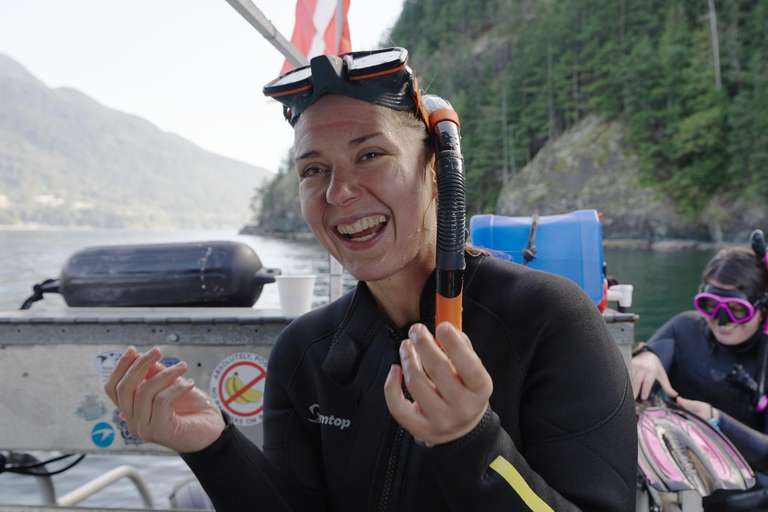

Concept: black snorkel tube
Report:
left=422, top=94, right=465, bottom=340
left=751, top=229, right=768, bottom=412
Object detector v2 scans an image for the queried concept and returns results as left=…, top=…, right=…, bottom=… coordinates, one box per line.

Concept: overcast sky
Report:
left=0, top=0, right=405, bottom=173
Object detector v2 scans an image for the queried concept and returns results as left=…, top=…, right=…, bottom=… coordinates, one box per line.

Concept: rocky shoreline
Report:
left=495, top=115, right=766, bottom=245
left=602, top=239, right=735, bottom=251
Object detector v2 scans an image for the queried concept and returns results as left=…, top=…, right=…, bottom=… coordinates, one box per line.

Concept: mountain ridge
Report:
left=0, top=53, right=272, bottom=229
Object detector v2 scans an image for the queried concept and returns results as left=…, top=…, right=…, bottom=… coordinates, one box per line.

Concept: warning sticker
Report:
left=92, top=349, right=125, bottom=387
left=209, top=353, right=268, bottom=426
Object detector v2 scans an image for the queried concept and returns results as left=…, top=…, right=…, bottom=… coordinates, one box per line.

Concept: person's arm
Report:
left=180, top=412, right=324, bottom=511
left=631, top=314, right=689, bottom=399
left=638, top=314, right=684, bottom=371
left=180, top=346, right=327, bottom=511
left=420, top=395, right=634, bottom=511
left=180, top=413, right=324, bottom=511
left=102, top=345, right=323, bottom=510
left=719, top=411, right=768, bottom=473
left=386, top=280, right=636, bottom=511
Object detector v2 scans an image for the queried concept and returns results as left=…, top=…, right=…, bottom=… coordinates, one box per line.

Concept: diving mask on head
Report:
left=263, top=47, right=467, bottom=339
left=262, top=47, right=429, bottom=129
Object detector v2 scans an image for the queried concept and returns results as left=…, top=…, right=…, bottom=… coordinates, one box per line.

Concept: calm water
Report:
left=0, top=229, right=716, bottom=507
left=0, top=228, right=354, bottom=508
left=603, top=247, right=717, bottom=342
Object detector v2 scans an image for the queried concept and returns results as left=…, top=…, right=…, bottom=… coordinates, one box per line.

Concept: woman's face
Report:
left=293, top=95, right=436, bottom=283
left=704, top=280, right=764, bottom=346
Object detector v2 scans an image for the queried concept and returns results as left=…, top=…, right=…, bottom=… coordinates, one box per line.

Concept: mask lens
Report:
left=264, top=66, right=313, bottom=95
left=696, top=297, right=718, bottom=315
left=348, top=51, right=400, bottom=71
left=345, top=48, right=407, bottom=78
left=728, top=302, right=750, bottom=320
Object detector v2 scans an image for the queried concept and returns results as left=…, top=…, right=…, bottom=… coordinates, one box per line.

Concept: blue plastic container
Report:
left=469, top=210, right=605, bottom=305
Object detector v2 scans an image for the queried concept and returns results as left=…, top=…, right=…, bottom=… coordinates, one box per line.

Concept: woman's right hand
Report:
left=632, top=350, right=678, bottom=400
left=104, top=346, right=226, bottom=453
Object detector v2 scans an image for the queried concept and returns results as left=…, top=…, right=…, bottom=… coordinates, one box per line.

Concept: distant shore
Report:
left=0, top=223, right=742, bottom=251
left=238, top=224, right=315, bottom=239
left=602, top=239, right=734, bottom=251
left=0, top=223, right=242, bottom=232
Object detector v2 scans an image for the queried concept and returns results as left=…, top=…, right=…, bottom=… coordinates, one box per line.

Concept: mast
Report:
left=223, top=0, right=308, bottom=68
left=223, top=0, right=345, bottom=302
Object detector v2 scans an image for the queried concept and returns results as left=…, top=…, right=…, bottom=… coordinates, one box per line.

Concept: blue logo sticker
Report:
left=91, top=422, right=115, bottom=447
left=160, top=357, right=180, bottom=367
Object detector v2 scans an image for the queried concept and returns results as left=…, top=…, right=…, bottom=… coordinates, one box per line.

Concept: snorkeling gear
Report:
left=750, top=229, right=768, bottom=411
left=422, top=95, right=465, bottom=336
left=694, top=285, right=765, bottom=325
left=753, top=229, right=768, bottom=337
left=262, top=47, right=429, bottom=128
left=263, top=48, right=467, bottom=338
left=636, top=397, right=755, bottom=496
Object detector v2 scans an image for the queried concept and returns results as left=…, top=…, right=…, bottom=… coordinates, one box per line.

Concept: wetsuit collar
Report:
left=322, top=252, right=481, bottom=385
left=712, top=325, right=764, bottom=353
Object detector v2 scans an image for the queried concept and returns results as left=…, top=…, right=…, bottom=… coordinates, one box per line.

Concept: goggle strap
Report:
left=266, top=82, right=314, bottom=98
left=429, top=108, right=461, bottom=130
left=412, top=78, right=431, bottom=131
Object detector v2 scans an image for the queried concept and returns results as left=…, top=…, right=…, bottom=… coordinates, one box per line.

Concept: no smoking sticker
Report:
left=209, top=353, right=268, bottom=426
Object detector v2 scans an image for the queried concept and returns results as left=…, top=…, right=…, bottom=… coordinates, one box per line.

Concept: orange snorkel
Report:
left=423, top=95, right=465, bottom=341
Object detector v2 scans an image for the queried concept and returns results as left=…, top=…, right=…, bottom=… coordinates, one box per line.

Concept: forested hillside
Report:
left=389, top=0, right=768, bottom=218
left=0, top=54, right=272, bottom=229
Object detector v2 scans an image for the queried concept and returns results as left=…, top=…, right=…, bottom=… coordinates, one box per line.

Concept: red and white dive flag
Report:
left=281, top=0, right=352, bottom=74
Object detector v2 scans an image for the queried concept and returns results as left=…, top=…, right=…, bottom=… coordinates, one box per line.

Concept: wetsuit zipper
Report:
left=378, top=423, right=405, bottom=512
left=379, top=324, right=409, bottom=512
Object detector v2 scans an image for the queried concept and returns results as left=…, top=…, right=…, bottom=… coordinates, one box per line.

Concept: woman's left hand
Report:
left=676, top=396, right=719, bottom=420
left=384, top=322, right=493, bottom=446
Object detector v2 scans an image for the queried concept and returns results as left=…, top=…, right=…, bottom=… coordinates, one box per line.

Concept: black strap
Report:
left=19, top=278, right=60, bottom=310
left=521, top=213, right=539, bottom=266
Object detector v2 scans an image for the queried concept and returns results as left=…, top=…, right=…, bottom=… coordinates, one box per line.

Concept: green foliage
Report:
left=384, top=0, right=768, bottom=218
left=249, top=148, right=310, bottom=235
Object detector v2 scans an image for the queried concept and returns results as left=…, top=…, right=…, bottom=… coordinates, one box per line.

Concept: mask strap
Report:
left=751, top=230, right=768, bottom=334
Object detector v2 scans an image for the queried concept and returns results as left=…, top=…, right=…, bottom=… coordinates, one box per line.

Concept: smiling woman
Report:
left=633, top=232, right=768, bottom=510
left=103, top=47, right=637, bottom=511
left=294, top=95, right=436, bottom=315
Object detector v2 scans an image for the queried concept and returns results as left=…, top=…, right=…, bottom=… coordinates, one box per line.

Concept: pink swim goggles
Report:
left=694, top=286, right=762, bottom=324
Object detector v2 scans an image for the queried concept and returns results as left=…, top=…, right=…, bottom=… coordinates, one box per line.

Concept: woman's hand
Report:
left=632, top=350, right=678, bottom=400
left=384, top=322, right=493, bottom=446
left=104, top=346, right=225, bottom=453
left=675, top=396, right=719, bottom=420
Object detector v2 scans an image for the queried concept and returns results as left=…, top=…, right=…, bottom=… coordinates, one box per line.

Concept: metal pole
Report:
left=223, top=0, right=309, bottom=68
left=336, top=0, right=343, bottom=53
left=224, top=0, right=343, bottom=302
left=329, top=256, right=344, bottom=302
left=56, top=465, right=154, bottom=508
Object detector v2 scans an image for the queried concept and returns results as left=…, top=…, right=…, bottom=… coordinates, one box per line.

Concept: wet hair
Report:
left=384, top=107, right=432, bottom=160
left=702, top=247, right=768, bottom=301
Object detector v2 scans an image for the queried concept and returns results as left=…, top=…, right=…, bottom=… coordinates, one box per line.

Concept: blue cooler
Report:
left=469, top=210, right=605, bottom=305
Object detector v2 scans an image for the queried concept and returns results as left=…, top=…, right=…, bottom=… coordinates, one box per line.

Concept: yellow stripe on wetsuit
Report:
left=489, top=455, right=554, bottom=512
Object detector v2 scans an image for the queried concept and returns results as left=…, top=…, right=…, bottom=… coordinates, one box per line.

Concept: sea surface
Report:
left=0, top=228, right=717, bottom=508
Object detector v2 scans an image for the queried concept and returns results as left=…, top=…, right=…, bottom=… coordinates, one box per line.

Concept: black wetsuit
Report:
left=643, top=311, right=768, bottom=509
left=182, top=253, right=636, bottom=511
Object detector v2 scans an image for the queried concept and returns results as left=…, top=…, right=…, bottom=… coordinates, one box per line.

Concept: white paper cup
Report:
left=276, top=275, right=316, bottom=317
